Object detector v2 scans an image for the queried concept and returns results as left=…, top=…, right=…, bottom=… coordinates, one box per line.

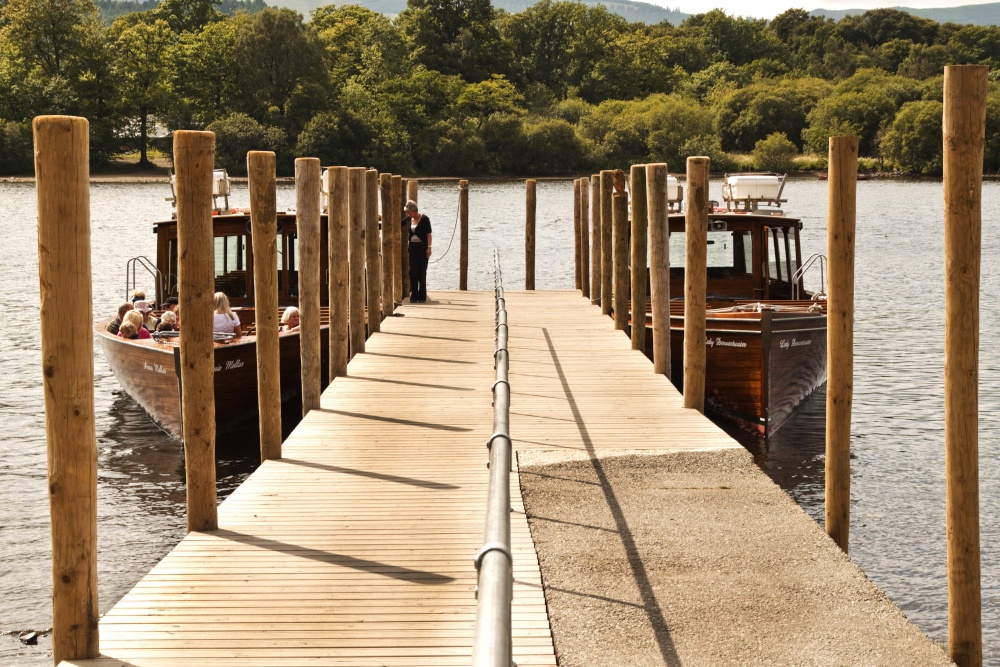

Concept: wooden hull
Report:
left=96, top=323, right=329, bottom=440
left=643, top=305, right=827, bottom=435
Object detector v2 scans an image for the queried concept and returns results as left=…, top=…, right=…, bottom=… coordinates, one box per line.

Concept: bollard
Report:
left=348, top=167, right=366, bottom=357
left=646, top=163, right=670, bottom=377
left=460, top=179, right=469, bottom=290
left=612, top=170, right=629, bottom=331
left=35, top=115, right=100, bottom=664
left=526, top=179, right=536, bottom=290
left=630, top=165, right=648, bottom=351
left=600, top=170, right=613, bottom=316
left=683, top=157, right=710, bottom=413
left=248, top=151, right=282, bottom=460
left=329, top=166, right=349, bottom=379
left=380, top=174, right=394, bottom=316
left=366, top=168, right=380, bottom=334
left=943, top=64, right=986, bottom=667
left=295, top=158, right=322, bottom=415
left=590, top=175, right=601, bottom=305
left=581, top=178, right=590, bottom=299
left=174, top=130, right=219, bottom=530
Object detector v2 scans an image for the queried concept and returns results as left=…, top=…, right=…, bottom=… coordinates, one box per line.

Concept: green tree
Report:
left=581, top=29, right=683, bottom=102
left=752, top=131, right=797, bottom=172
left=455, top=74, right=526, bottom=126
left=714, top=77, right=830, bottom=152
left=110, top=16, right=174, bottom=166
left=206, top=112, right=285, bottom=175
left=311, top=4, right=408, bottom=92
left=837, top=8, right=936, bottom=48
left=155, top=0, right=222, bottom=34
left=0, top=120, right=33, bottom=174
left=397, top=0, right=507, bottom=82
left=880, top=99, right=942, bottom=173
left=2, top=0, right=99, bottom=75
left=692, top=10, right=786, bottom=67
left=165, top=16, right=240, bottom=128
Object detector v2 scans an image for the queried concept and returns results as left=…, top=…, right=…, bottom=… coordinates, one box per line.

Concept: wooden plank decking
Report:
left=65, top=289, right=738, bottom=667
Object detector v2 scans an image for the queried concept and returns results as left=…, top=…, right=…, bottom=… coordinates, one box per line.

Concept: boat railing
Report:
left=792, top=253, right=827, bottom=300
left=126, top=256, right=168, bottom=306
left=472, top=249, right=513, bottom=667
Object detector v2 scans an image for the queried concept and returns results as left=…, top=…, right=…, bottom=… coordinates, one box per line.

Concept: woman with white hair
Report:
left=280, top=307, right=300, bottom=332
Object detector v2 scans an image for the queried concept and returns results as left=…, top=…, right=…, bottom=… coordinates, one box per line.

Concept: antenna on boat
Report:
left=721, top=173, right=787, bottom=214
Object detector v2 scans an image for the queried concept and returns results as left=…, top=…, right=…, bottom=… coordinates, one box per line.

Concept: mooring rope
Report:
left=429, top=181, right=465, bottom=264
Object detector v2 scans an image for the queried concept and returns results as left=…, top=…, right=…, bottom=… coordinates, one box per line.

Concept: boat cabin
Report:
left=665, top=174, right=806, bottom=302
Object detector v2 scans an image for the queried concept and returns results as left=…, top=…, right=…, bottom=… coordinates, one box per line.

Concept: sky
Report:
left=656, top=0, right=997, bottom=19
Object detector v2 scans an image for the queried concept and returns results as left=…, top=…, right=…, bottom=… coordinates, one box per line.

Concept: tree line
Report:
left=1, top=0, right=999, bottom=176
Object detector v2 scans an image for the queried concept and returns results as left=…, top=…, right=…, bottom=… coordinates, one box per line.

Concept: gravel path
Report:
left=518, top=448, right=954, bottom=667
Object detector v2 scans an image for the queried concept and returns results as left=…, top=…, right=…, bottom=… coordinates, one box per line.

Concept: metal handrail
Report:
left=125, top=255, right=167, bottom=305
left=792, top=253, right=827, bottom=300
left=472, top=249, right=514, bottom=667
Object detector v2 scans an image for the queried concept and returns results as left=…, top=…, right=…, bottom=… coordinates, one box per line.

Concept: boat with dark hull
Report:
left=641, top=174, right=828, bottom=435
left=98, top=172, right=333, bottom=439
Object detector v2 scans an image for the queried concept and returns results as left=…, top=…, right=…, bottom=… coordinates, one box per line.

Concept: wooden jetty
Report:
left=62, top=289, right=737, bottom=667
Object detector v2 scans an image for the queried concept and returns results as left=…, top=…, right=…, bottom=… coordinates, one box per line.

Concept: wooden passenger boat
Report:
left=642, top=174, right=828, bottom=436
left=97, top=174, right=332, bottom=439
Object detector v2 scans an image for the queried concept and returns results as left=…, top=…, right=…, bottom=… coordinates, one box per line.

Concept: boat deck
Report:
left=63, top=289, right=737, bottom=666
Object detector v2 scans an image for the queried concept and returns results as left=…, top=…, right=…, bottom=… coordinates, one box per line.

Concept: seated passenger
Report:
left=280, top=307, right=300, bottom=332
left=131, top=289, right=146, bottom=304
left=156, top=310, right=178, bottom=332
left=106, top=302, right=133, bottom=335
left=117, top=321, right=139, bottom=339
left=123, top=310, right=152, bottom=339
left=213, top=292, right=242, bottom=338
left=133, top=299, right=157, bottom=331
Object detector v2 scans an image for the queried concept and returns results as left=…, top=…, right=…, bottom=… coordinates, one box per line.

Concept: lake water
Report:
left=1, top=177, right=998, bottom=664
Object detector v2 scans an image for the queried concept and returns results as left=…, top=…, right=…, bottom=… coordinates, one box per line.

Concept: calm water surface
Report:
left=1, top=177, right=998, bottom=663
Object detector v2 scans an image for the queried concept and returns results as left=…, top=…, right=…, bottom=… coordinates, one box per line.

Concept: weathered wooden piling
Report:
left=380, top=174, right=395, bottom=316
left=174, top=130, right=218, bottom=531
left=590, top=175, right=601, bottom=305
left=35, top=115, right=100, bottom=664
left=401, top=179, right=413, bottom=299
left=943, top=63, right=987, bottom=667
left=630, top=165, right=648, bottom=352
left=825, top=136, right=857, bottom=553
left=612, top=170, right=629, bottom=331
left=574, top=178, right=582, bottom=290
left=460, top=179, right=469, bottom=290
left=600, top=170, right=613, bottom=316
left=580, top=178, right=590, bottom=299
left=349, top=167, right=366, bottom=356
left=684, top=157, right=710, bottom=413
left=366, top=168, right=380, bottom=334
left=646, top=163, right=670, bottom=377
left=295, top=158, right=322, bottom=414
left=329, top=166, right=349, bottom=379
left=526, top=179, right=536, bottom=290
left=248, top=151, right=282, bottom=460
left=391, top=175, right=403, bottom=305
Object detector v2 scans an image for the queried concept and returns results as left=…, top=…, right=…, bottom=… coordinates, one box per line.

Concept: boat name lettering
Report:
left=706, top=337, right=747, bottom=349
left=142, top=361, right=167, bottom=375
left=779, top=338, right=812, bottom=349
left=214, top=359, right=246, bottom=373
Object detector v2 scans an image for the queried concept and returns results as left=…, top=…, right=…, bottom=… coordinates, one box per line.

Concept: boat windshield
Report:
left=670, top=230, right=753, bottom=276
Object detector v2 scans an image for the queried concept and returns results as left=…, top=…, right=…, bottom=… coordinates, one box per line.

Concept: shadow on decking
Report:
left=211, top=529, right=456, bottom=584
left=316, top=408, right=474, bottom=432
left=349, top=374, right=474, bottom=392
left=281, top=458, right=461, bottom=491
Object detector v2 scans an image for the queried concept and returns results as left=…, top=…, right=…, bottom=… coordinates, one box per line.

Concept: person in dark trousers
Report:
left=403, top=199, right=432, bottom=303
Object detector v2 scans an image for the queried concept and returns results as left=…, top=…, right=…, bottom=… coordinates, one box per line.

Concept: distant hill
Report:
left=272, top=0, right=688, bottom=24
left=811, top=2, right=1000, bottom=26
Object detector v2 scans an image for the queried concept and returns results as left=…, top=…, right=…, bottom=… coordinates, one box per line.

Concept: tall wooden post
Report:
left=573, top=178, right=582, bottom=290
left=646, top=163, right=670, bottom=377
left=944, top=64, right=986, bottom=667
left=825, top=136, right=858, bottom=553
left=401, top=179, right=413, bottom=299
left=600, top=170, right=613, bottom=316
left=35, top=115, right=99, bottom=664
left=366, top=169, right=380, bottom=334
left=391, top=175, right=403, bottom=305
left=683, top=157, right=710, bottom=413
left=612, top=170, right=629, bottom=330
left=329, top=167, right=349, bottom=379
left=526, top=179, right=536, bottom=290
left=295, top=158, right=322, bottom=415
left=174, top=130, right=218, bottom=530
left=580, top=178, right=590, bottom=299
left=380, top=174, right=395, bottom=316
left=590, top=175, right=601, bottom=305
left=630, top=165, right=648, bottom=351
left=460, top=179, right=469, bottom=290
left=348, top=167, right=366, bottom=357
left=248, top=151, right=282, bottom=460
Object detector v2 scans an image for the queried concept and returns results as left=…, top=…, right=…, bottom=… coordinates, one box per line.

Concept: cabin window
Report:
left=279, top=231, right=299, bottom=298
left=214, top=235, right=247, bottom=297
left=167, top=239, right=178, bottom=297
left=669, top=230, right=753, bottom=276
